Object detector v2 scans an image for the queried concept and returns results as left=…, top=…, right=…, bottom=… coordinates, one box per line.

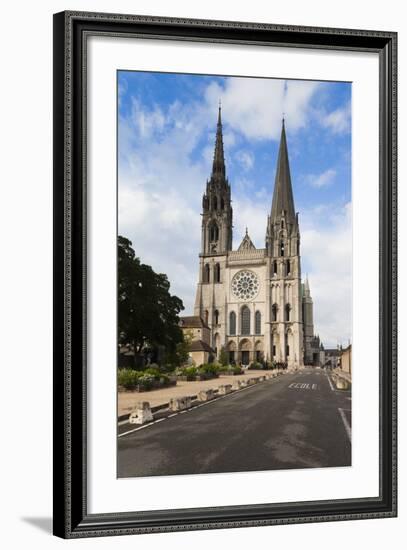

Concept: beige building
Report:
left=340, top=344, right=352, bottom=374
left=193, top=108, right=323, bottom=367
left=179, top=316, right=215, bottom=365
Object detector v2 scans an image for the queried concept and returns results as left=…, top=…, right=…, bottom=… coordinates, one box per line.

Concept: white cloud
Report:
left=204, top=78, right=321, bottom=140
left=319, top=101, right=351, bottom=134
left=235, top=150, right=254, bottom=171
left=301, top=202, right=352, bottom=347
left=307, top=168, right=337, bottom=188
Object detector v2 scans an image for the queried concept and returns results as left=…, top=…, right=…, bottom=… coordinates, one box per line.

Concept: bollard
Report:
left=197, top=389, right=214, bottom=402
left=129, top=401, right=153, bottom=425
left=169, top=396, right=191, bottom=411
left=232, top=380, right=241, bottom=391
left=258, top=375, right=266, bottom=382
left=218, top=384, right=232, bottom=395
left=335, top=377, right=350, bottom=390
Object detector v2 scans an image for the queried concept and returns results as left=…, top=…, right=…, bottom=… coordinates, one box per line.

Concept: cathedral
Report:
left=193, top=106, right=324, bottom=368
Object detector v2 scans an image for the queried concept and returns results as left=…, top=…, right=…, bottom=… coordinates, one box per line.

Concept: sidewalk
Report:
left=332, top=368, right=352, bottom=383
left=118, top=370, right=267, bottom=417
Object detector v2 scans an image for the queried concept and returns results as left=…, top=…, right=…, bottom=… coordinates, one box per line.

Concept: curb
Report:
left=118, top=370, right=291, bottom=424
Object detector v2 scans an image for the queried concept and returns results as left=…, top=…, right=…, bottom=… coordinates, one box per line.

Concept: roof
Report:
left=179, top=316, right=210, bottom=329
left=238, top=228, right=256, bottom=251
left=324, top=349, right=341, bottom=356
left=189, top=340, right=215, bottom=353
left=270, top=120, right=296, bottom=224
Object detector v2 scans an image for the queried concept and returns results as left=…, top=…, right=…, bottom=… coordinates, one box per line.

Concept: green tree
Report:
left=118, top=236, right=184, bottom=361
left=218, top=345, right=229, bottom=367
left=173, top=329, right=193, bottom=366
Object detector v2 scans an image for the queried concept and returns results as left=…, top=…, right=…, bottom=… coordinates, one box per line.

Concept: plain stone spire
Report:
left=270, top=119, right=296, bottom=224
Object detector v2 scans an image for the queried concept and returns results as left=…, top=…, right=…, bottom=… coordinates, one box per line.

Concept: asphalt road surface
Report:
left=117, top=368, right=351, bottom=478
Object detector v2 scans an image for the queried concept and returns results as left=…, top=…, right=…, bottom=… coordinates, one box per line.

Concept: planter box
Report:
left=135, top=380, right=177, bottom=392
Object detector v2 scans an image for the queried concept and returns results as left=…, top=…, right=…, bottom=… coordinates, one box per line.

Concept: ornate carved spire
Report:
left=211, top=104, right=226, bottom=181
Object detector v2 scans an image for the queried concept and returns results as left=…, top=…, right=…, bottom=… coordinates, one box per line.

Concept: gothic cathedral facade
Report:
left=194, top=107, right=323, bottom=367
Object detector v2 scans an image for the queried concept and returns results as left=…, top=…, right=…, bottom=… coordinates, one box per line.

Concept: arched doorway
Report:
left=239, top=338, right=251, bottom=366
left=227, top=341, right=236, bottom=364
left=255, top=340, right=263, bottom=363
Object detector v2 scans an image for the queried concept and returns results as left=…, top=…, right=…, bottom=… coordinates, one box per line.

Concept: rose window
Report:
left=231, top=270, right=259, bottom=301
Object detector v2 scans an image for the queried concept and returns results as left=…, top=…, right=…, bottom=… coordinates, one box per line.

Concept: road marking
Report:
left=288, top=383, right=318, bottom=390
left=118, top=422, right=153, bottom=438
left=326, top=374, right=335, bottom=392
left=338, top=408, right=352, bottom=443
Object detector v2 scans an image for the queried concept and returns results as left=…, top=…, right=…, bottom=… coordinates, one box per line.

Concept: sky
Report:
left=117, top=71, right=352, bottom=348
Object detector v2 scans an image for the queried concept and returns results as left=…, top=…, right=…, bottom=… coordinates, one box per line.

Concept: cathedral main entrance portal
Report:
left=241, top=351, right=250, bottom=365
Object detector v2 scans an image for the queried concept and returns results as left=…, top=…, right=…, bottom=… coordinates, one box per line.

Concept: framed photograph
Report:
left=53, top=11, right=397, bottom=538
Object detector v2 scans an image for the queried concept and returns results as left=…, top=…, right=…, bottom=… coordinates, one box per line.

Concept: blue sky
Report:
left=118, top=71, right=352, bottom=347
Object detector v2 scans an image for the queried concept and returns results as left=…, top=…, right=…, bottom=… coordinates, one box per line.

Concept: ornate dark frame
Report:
left=53, top=11, right=397, bottom=538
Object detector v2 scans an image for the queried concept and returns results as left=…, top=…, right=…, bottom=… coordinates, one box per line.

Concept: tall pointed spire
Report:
left=304, top=274, right=310, bottom=296
left=211, top=103, right=226, bottom=180
left=270, top=119, right=296, bottom=224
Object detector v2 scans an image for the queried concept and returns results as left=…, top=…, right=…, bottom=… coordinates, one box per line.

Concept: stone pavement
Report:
left=118, top=370, right=267, bottom=417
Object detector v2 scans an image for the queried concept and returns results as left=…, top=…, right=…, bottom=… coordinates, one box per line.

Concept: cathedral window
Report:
left=273, top=261, right=278, bottom=276
left=285, top=304, right=291, bottom=322
left=214, top=263, right=221, bottom=283
left=272, top=304, right=278, bottom=322
left=209, top=223, right=219, bottom=241
left=214, top=309, right=220, bottom=325
left=272, top=345, right=276, bottom=357
left=229, top=311, right=236, bottom=335
left=297, top=240, right=300, bottom=255
left=281, top=219, right=284, bottom=229
left=286, top=345, right=290, bottom=357
left=213, top=196, right=218, bottom=210
left=241, top=306, right=251, bottom=335
left=255, top=311, right=261, bottom=335
left=221, top=197, right=225, bottom=210
left=204, top=264, right=210, bottom=283
left=286, top=260, right=291, bottom=275
left=204, top=310, right=209, bottom=324
left=280, top=241, right=285, bottom=256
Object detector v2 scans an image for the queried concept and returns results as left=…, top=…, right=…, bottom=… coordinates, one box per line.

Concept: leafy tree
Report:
left=118, top=236, right=184, bottom=361
left=170, top=329, right=193, bottom=367
left=218, top=346, right=229, bottom=367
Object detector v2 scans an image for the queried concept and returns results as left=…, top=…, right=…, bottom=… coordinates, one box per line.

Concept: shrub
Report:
left=248, top=361, right=262, bottom=370
left=217, top=364, right=229, bottom=373
left=184, top=366, right=197, bottom=380
left=137, top=374, right=155, bottom=390
left=218, top=346, right=229, bottom=367
left=160, top=363, right=177, bottom=374
left=199, top=363, right=219, bottom=376
left=117, top=368, right=140, bottom=388
left=144, top=366, right=161, bottom=380
left=231, top=365, right=243, bottom=374
left=174, top=366, right=186, bottom=376
left=159, top=374, right=170, bottom=386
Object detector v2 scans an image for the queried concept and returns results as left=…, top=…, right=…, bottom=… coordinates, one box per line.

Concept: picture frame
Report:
left=53, top=10, right=397, bottom=538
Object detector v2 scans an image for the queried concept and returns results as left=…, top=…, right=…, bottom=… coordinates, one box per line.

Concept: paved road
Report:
left=117, top=369, right=351, bottom=478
